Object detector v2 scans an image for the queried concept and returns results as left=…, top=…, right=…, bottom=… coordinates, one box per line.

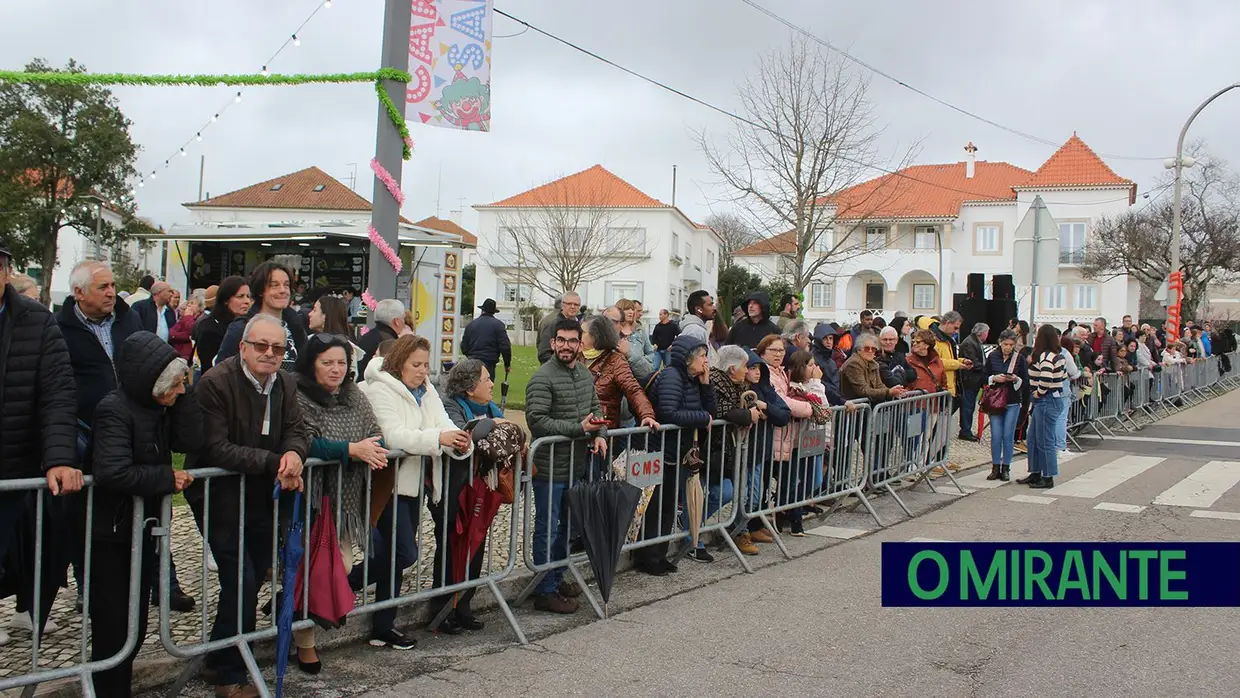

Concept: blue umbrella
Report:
left=274, top=485, right=305, bottom=698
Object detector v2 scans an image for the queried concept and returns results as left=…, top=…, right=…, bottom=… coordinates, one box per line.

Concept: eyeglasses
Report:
left=551, top=337, right=581, bottom=346
left=859, top=346, right=877, bottom=353
left=244, top=340, right=288, bottom=356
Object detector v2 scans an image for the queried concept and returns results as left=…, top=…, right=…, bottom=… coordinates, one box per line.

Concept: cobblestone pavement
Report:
left=0, top=408, right=1003, bottom=686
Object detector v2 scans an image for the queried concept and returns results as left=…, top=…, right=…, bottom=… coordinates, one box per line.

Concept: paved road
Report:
left=151, top=388, right=1240, bottom=698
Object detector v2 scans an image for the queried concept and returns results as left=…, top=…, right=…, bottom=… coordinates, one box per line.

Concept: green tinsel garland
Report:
left=0, top=68, right=415, bottom=160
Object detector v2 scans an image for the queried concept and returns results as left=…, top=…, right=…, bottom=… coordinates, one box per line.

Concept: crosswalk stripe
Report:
left=907, top=537, right=952, bottom=542
left=1094, top=502, right=1146, bottom=513
left=1153, top=461, right=1240, bottom=508
left=955, top=470, right=1007, bottom=489
left=1189, top=510, right=1240, bottom=521
left=1008, top=494, right=1057, bottom=505
left=805, top=525, right=870, bottom=539
left=1047, top=456, right=1164, bottom=499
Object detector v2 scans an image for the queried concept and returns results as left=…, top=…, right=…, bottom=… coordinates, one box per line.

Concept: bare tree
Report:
left=704, top=211, right=758, bottom=269
left=697, top=36, right=918, bottom=293
left=1083, top=142, right=1240, bottom=319
left=486, top=173, right=646, bottom=300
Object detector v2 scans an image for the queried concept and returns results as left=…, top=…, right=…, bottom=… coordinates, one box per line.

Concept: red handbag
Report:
left=980, top=352, right=1019, bottom=415
left=294, top=497, right=355, bottom=629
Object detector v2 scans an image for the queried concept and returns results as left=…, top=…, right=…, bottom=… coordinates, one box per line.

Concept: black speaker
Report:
left=954, top=297, right=987, bottom=341
left=967, top=273, right=985, bottom=299
left=993, top=274, right=1015, bottom=301
left=987, top=300, right=1019, bottom=342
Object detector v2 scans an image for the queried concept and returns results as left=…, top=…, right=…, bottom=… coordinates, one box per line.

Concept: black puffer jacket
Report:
left=92, top=332, right=202, bottom=541
left=725, top=291, right=780, bottom=349
left=58, top=297, right=144, bottom=429
left=0, top=285, right=77, bottom=478
left=649, top=335, right=718, bottom=462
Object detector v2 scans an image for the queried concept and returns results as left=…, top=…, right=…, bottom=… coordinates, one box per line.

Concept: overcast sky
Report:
left=5, top=0, right=1239, bottom=234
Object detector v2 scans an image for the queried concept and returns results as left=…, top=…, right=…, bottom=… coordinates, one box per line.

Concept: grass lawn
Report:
left=491, top=344, right=538, bottom=410
left=172, top=453, right=186, bottom=507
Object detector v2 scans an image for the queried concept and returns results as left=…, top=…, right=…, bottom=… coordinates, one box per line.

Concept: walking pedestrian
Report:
left=1020, top=324, right=1069, bottom=489
left=461, top=298, right=512, bottom=383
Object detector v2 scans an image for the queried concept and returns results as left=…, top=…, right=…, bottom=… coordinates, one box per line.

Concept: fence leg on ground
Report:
left=566, top=564, right=604, bottom=620
left=757, top=512, right=792, bottom=560
left=717, top=530, right=755, bottom=574
left=514, top=571, right=547, bottom=607
left=486, top=579, right=528, bottom=645
left=882, top=482, right=914, bottom=518
left=238, top=640, right=271, bottom=698
left=165, top=656, right=206, bottom=698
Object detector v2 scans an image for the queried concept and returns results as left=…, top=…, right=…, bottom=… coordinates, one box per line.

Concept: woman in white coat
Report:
left=360, top=334, right=471, bottom=650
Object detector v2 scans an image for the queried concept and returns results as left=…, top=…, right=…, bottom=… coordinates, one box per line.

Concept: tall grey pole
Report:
left=1169, top=83, right=1240, bottom=327
left=366, top=0, right=414, bottom=312
left=1028, top=201, right=1040, bottom=329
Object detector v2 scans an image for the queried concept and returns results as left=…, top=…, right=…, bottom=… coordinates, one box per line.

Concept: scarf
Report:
left=583, top=347, right=604, bottom=363
left=295, top=374, right=383, bottom=547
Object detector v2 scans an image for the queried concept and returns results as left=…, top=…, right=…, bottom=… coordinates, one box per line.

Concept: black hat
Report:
left=0, top=241, right=11, bottom=262
left=478, top=298, right=498, bottom=314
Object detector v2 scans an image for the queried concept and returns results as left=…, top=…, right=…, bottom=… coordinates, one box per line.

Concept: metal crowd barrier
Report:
left=0, top=477, right=147, bottom=698
left=518, top=420, right=744, bottom=616
left=157, top=451, right=524, bottom=697
left=732, top=399, right=876, bottom=560
left=864, top=390, right=965, bottom=517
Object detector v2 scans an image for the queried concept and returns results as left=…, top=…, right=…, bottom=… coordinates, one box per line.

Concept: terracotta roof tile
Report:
left=479, top=165, right=669, bottom=208
left=413, top=216, right=477, bottom=246
left=1019, top=134, right=1137, bottom=193
left=185, top=166, right=374, bottom=211
left=734, top=230, right=797, bottom=256
left=823, top=161, right=1033, bottom=220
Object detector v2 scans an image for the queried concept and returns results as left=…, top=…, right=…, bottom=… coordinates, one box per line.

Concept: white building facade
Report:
left=473, top=165, right=721, bottom=340
left=734, top=136, right=1141, bottom=328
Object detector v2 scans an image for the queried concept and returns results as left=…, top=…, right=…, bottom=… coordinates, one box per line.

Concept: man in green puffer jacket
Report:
left=525, top=316, right=605, bottom=614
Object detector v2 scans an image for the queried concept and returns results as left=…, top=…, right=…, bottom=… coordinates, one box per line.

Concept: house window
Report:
left=914, top=226, right=938, bottom=250
left=686, top=242, right=692, bottom=266
left=706, top=250, right=715, bottom=271
left=1059, top=222, right=1086, bottom=264
left=608, top=227, right=647, bottom=255
left=501, top=282, right=529, bottom=305
left=270, top=183, right=283, bottom=191
left=865, top=226, right=887, bottom=251
left=811, top=282, right=833, bottom=308
left=672, top=232, right=681, bottom=259
left=608, top=283, right=639, bottom=307
left=1044, top=284, right=1067, bottom=310
left=312, top=184, right=326, bottom=192
left=913, top=284, right=936, bottom=310
left=813, top=229, right=834, bottom=253
left=975, top=225, right=1000, bottom=253
left=1075, top=284, right=1098, bottom=310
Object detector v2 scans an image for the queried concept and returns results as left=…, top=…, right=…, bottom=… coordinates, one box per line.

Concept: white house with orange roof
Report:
left=473, top=165, right=722, bottom=338
left=733, top=135, right=1140, bottom=327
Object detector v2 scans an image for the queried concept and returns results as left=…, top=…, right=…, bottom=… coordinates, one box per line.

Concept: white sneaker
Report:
left=1059, top=449, right=1072, bottom=457
left=10, top=612, right=59, bottom=634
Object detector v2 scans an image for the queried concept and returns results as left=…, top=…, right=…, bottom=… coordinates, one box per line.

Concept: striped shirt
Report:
left=74, top=303, right=116, bottom=361
left=1029, top=350, right=1067, bottom=398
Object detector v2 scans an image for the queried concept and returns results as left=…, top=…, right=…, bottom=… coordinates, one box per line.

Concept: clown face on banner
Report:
left=407, top=0, right=494, bottom=132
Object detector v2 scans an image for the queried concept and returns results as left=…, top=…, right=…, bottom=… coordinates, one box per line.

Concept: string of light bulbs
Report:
left=133, top=0, right=336, bottom=197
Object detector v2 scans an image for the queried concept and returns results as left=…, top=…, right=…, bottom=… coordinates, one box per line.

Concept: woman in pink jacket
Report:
left=756, top=335, right=814, bottom=536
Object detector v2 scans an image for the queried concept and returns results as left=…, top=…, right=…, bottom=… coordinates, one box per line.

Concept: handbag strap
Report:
left=1005, top=351, right=1018, bottom=374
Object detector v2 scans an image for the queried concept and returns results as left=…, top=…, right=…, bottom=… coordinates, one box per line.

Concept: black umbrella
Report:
left=564, top=479, right=641, bottom=615
left=499, top=365, right=511, bottom=411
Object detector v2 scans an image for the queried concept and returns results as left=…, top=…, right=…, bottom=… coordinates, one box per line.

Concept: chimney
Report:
left=449, top=208, right=463, bottom=226
left=964, top=142, right=978, bottom=179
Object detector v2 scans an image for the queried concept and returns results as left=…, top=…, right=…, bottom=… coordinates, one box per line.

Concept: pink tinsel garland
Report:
left=369, top=157, right=405, bottom=207
left=361, top=289, right=378, bottom=311
left=367, top=224, right=403, bottom=274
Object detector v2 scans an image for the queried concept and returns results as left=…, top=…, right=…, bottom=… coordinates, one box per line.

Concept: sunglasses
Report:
left=244, top=340, right=288, bottom=357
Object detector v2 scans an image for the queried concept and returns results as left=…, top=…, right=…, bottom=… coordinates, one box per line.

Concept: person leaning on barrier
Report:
left=906, top=329, right=948, bottom=393
left=637, top=334, right=717, bottom=575
left=361, top=333, right=471, bottom=650
left=290, top=333, right=388, bottom=672
left=187, top=314, right=309, bottom=698
left=876, top=326, right=916, bottom=389
left=525, top=317, right=605, bottom=613
left=0, top=245, right=80, bottom=647
left=841, top=334, right=908, bottom=403
left=437, top=359, right=513, bottom=633
left=756, top=336, right=814, bottom=538
left=89, top=332, right=200, bottom=697
left=703, top=346, right=764, bottom=558
left=581, top=314, right=658, bottom=431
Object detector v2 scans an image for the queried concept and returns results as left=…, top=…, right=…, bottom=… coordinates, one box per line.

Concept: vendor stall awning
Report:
left=134, top=219, right=464, bottom=248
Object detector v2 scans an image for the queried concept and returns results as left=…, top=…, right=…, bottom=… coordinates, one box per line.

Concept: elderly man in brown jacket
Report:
left=186, top=314, right=309, bottom=698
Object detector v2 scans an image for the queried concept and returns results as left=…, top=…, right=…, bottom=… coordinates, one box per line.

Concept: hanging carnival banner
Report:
left=406, top=0, right=493, bottom=132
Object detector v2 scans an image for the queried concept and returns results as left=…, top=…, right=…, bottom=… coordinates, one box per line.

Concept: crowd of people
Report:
left=3, top=240, right=1235, bottom=697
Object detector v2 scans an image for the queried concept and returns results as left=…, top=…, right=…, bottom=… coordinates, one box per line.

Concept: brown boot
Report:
left=733, top=532, right=760, bottom=556
left=533, top=593, right=578, bottom=614
left=215, top=685, right=260, bottom=698
left=985, top=464, right=1001, bottom=481
left=750, top=528, right=775, bottom=544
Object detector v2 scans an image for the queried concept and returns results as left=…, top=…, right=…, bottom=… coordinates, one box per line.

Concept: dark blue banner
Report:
left=881, top=542, right=1240, bottom=607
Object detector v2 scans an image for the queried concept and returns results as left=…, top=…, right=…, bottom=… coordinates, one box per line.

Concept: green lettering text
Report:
left=1092, top=550, right=1127, bottom=600
left=909, top=551, right=949, bottom=600
left=1023, top=550, right=1054, bottom=600
left=1129, top=550, right=1157, bottom=600
left=961, top=551, right=1006, bottom=600
left=1057, top=550, right=1090, bottom=600
left=1159, top=550, right=1188, bottom=601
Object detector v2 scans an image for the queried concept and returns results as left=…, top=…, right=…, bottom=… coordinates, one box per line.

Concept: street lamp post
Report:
left=1167, top=83, right=1240, bottom=328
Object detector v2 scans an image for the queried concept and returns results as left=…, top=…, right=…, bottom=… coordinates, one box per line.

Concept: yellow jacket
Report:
left=916, top=316, right=965, bottom=396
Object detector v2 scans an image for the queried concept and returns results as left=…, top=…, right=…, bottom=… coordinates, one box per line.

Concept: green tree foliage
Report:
left=0, top=58, right=140, bottom=304
left=460, top=262, right=476, bottom=316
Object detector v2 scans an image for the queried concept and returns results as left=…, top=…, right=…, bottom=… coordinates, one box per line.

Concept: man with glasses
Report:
left=537, top=291, right=582, bottom=363
left=524, top=317, right=606, bottom=614
left=189, top=314, right=308, bottom=698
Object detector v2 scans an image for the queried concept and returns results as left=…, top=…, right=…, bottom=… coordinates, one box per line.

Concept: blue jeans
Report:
left=1028, top=394, right=1067, bottom=477
left=989, top=403, right=1021, bottom=465
left=1055, top=392, right=1072, bottom=450
left=531, top=480, right=569, bottom=595
left=959, top=388, right=979, bottom=436
left=363, top=495, right=421, bottom=634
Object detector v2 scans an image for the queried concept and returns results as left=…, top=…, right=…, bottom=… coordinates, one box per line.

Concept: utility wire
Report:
left=738, top=0, right=1164, bottom=162
left=493, top=8, right=1151, bottom=207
